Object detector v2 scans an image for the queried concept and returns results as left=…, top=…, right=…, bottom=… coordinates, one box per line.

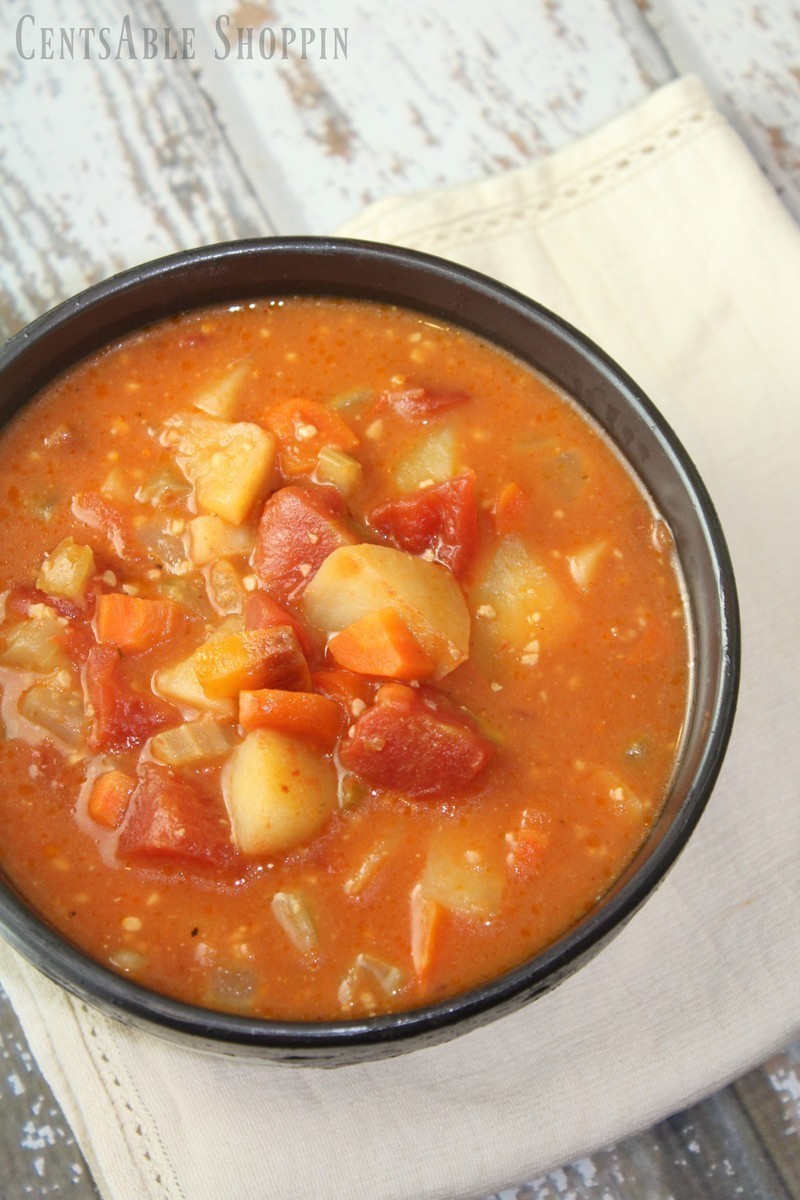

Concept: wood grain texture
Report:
left=181, top=0, right=667, bottom=232
left=638, top=0, right=800, bottom=217
left=0, top=0, right=274, bottom=339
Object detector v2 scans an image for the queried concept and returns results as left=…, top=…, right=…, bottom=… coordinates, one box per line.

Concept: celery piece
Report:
left=19, top=681, right=85, bottom=746
left=271, top=891, right=317, bottom=954
left=315, top=446, right=363, bottom=497
left=150, top=718, right=235, bottom=767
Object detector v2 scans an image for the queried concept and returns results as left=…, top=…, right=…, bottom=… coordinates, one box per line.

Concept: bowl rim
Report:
left=0, top=236, right=741, bottom=1056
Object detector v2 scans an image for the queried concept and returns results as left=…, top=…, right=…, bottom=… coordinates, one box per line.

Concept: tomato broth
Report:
left=0, top=298, right=689, bottom=1020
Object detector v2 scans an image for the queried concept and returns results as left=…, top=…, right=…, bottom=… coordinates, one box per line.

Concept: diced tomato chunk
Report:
left=57, top=619, right=96, bottom=665
left=85, top=645, right=177, bottom=754
left=118, top=763, right=232, bottom=866
left=243, top=590, right=314, bottom=657
left=369, top=471, right=479, bottom=578
left=252, top=485, right=357, bottom=603
left=71, top=493, right=144, bottom=561
left=382, top=387, right=469, bottom=418
left=339, top=683, right=495, bottom=797
left=5, top=584, right=84, bottom=621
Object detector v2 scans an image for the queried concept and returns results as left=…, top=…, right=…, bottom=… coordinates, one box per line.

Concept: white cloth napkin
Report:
left=2, top=74, right=799, bottom=1200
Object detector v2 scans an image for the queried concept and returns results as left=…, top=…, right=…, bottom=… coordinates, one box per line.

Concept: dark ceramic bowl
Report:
left=0, top=238, right=739, bottom=1064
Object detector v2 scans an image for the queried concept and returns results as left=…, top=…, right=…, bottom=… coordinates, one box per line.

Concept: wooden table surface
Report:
left=1, top=1, right=799, bottom=1196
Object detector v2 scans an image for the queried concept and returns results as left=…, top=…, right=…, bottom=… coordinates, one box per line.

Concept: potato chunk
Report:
left=223, top=729, right=336, bottom=855
left=393, top=425, right=458, bottom=490
left=186, top=515, right=255, bottom=566
left=470, top=535, right=576, bottom=656
left=167, top=414, right=275, bottom=525
left=302, top=544, right=470, bottom=680
left=36, top=538, right=95, bottom=603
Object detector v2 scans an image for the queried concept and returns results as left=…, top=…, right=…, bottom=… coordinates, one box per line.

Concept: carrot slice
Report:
left=328, top=607, right=434, bottom=680
left=410, top=883, right=443, bottom=978
left=95, top=594, right=184, bottom=653
left=194, top=627, right=311, bottom=698
left=266, top=399, right=359, bottom=476
left=87, top=769, right=136, bottom=830
left=492, top=481, right=526, bottom=536
left=238, top=688, right=341, bottom=748
left=310, top=668, right=375, bottom=725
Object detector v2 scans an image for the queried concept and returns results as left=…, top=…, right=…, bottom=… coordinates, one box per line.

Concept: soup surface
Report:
left=0, top=298, right=688, bottom=1020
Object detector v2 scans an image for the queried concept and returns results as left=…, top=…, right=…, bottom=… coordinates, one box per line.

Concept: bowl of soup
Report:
left=0, top=238, right=738, bottom=1063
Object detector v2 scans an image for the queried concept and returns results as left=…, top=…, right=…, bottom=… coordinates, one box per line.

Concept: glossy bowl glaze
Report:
left=0, top=238, right=739, bottom=1064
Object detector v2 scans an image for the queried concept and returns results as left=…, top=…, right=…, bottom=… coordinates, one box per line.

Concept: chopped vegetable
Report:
left=206, top=560, right=245, bottom=615
left=422, top=827, right=504, bottom=918
left=192, top=359, right=250, bottom=419
left=167, top=414, right=275, bottom=525
left=153, top=619, right=242, bottom=717
left=339, top=683, right=495, bottom=797
left=369, top=471, right=478, bottom=578
left=223, top=729, right=337, bottom=855
left=338, top=953, right=404, bottom=1012
left=470, top=535, right=575, bottom=656
left=243, top=590, right=314, bottom=657
left=150, top=718, right=235, bottom=767
left=0, top=607, right=70, bottom=673
left=252, top=485, right=358, bottom=603
left=95, top=594, right=185, bottom=654
left=567, top=541, right=607, bottom=590
left=71, top=492, right=143, bottom=560
left=87, top=769, right=136, bottom=829
left=410, top=883, right=443, bottom=976
left=194, top=626, right=310, bottom=699
left=492, top=481, right=526, bottom=536
left=310, top=667, right=374, bottom=722
left=271, top=891, right=317, bottom=954
left=344, top=835, right=398, bottom=897
left=392, top=424, right=458, bottom=491
left=19, top=680, right=85, bottom=746
left=328, top=606, right=434, bottom=680
left=238, top=688, right=340, bottom=748
left=186, top=515, right=254, bottom=567
left=382, top=386, right=469, bottom=418
left=315, top=446, right=363, bottom=497
left=86, top=645, right=177, bottom=754
left=302, top=543, right=470, bottom=680
left=119, top=763, right=232, bottom=866
left=266, top=398, right=358, bottom=476
left=36, top=538, right=95, bottom=603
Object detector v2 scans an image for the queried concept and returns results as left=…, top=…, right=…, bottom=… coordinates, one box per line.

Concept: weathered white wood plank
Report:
left=639, top=0, right=800, bottom=217
left=0, top=0, right=274, bottom=337
left=180, top=0, right=670, bottom=233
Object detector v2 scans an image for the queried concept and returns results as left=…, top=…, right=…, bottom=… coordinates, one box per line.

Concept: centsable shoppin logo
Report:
left=15, top=14, right=349, bottom=61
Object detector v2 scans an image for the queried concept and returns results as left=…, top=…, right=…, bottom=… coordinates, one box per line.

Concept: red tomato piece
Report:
left=243, top=590, right=315, bottom=658
left=5, top=584, right=85, bottom=621
left=118, top=763, right=232, bottom=866
left=369, top=471, right=479, bottom=578
left=382, top=387, right=469, bottom=418
left=339, top=683, right=495, bottom=798
left=252, top=485, right=357, bottom=603
left=85, top=645, right=177, bottom=755
left=71, top=493, right=144, bottom=561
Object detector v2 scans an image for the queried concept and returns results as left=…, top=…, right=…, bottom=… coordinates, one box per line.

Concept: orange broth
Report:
left=0, top=298, right=689, bottom=1020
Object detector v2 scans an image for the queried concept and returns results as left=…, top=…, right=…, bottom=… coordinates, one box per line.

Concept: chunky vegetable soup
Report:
left=0, top=298, right=689, bottom=1020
